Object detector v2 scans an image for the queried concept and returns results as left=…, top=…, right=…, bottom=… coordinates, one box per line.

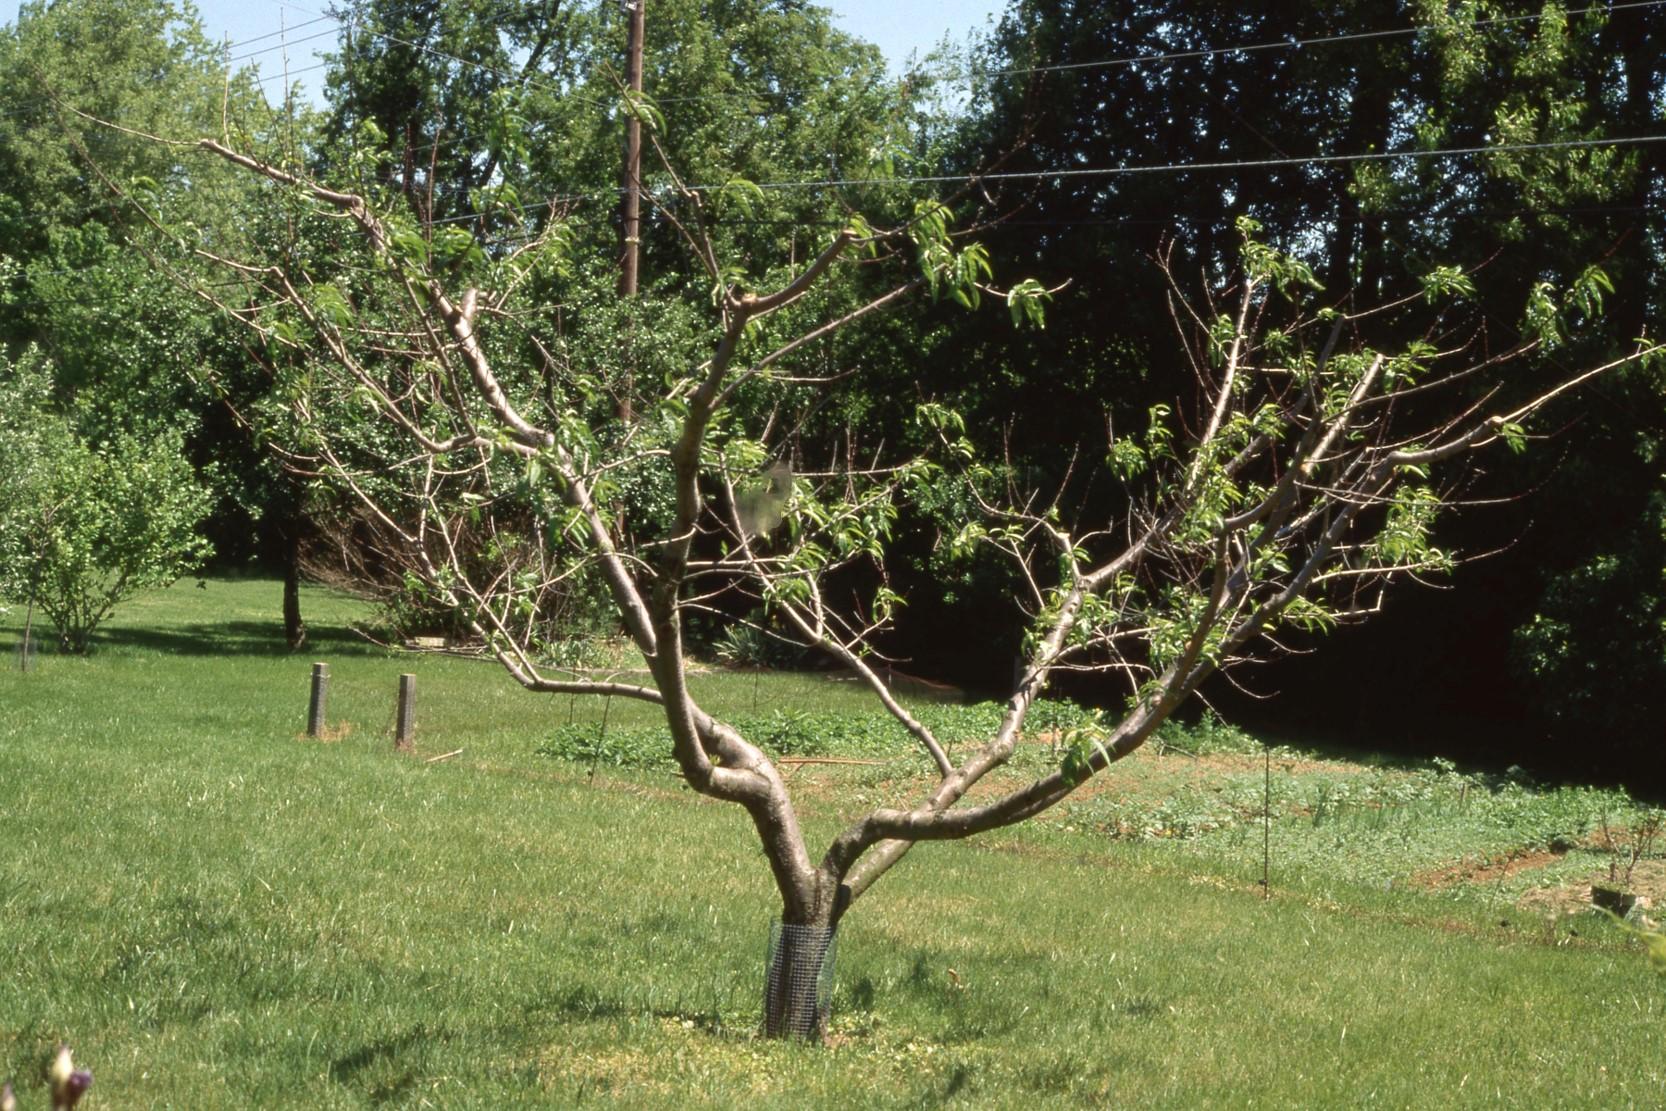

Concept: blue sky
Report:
left=1, top=0, right=1006, bottom=104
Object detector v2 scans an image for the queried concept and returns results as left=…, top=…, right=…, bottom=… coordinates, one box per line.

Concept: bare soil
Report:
left=1411, top=849, right=1566, bottom=891
left=1515, top=858, right=1665, bottom=924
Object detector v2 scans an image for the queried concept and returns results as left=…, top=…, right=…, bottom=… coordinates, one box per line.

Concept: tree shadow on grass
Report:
left=330, top=1026, right=433, bottom=1106
left=88, top=621, right=387, bottom=659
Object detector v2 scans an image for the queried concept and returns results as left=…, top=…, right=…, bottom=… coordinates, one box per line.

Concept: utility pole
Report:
left=618, top=0, right=645, bottom=300
left=617, top=0, right=646, bottom=423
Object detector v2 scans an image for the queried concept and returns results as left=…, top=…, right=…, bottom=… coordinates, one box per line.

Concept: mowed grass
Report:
left=0, top=580, right=1662, bottom=1108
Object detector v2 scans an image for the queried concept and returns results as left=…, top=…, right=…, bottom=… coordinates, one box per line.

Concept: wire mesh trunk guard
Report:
left=762, top=922, right=836, bottom=1040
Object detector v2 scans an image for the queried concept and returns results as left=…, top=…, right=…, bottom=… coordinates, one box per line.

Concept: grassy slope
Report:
left=0, top=581, right=1661, bottom=1108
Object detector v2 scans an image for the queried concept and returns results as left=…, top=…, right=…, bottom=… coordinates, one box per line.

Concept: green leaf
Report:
left=1006, top=278, right=1050, bottom=329
left=1523, top=281, right=1562, bottom=349
left=1419, top=265, right=1474, bottom=304
left=619, top=88, right=666, bottom=133
left=308, top=283, right=353, bottom=328
left=388, top=228, right=430, bottom=269
left=718, top=177, right=767, bottom=215
left=432, top=226, right=484, bottom=269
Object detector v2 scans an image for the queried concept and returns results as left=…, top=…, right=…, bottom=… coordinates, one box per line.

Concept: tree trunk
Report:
left=281, top=521, right=306, bottom=651
left=761, top=920, right=836, bottom=1040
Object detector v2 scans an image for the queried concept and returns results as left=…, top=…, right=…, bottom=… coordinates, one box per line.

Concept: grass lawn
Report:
left=1, top=579, right=1662, bottom=1107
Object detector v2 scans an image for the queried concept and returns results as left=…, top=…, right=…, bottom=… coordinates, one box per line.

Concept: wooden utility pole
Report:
left=618, top=0, right=645, bottom=297
left=616, top=0, right=645, bottom=422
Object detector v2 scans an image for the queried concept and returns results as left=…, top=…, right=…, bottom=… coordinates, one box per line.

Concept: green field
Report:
left=1, top=581, right=1662, bottom=1108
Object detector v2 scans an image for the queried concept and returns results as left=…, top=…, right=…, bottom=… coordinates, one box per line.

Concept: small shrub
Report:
left=0, top=349, right=212, bottom=652
left=1153, top=709, right=1264, bottom=756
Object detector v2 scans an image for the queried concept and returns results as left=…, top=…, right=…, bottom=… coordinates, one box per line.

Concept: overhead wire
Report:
left=226, top=27, right=340, bottom=65
left=281, top=0, right=1666, bottom=110
left=3, top=122, right=1660, bottom=243
left=235, top=0, right=1666, bottom=196
left=5, top=0, right=1656, bottom=146
left=218, top=13, right=336, bottom=47
left=3, top=1, right=1661, bottom=294
left=0, top=13, right=339, bottom=124
left=241, top=0, right=1666, bottom=112
left=395, top=132, right=1666, bottom=228
left=10, top=181, right=1660, bottom=300
left=937, top=0, right=1666, bottom=85
left=2, top=0, right=1661, bottom=126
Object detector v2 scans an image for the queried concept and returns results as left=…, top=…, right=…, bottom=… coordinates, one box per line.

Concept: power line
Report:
left=10, top=113, right=1656, bottom=238
left=250, top=60, right=332, bottom=89
left=11, top=192, right=1658, bottom=292
left=272, top=0, right=1666, bottom=113
left=666, top=133, right=1666, bottom=195
left=2, top=0, right=1661, bottom=132
left=213, top=13, right=335, bottom=50
left=943, top=0, right=1666, bottom=85
left=230, top=0, right=1666, bottom=175
left=6, top=0, right=1657, bottom=136
left=277, top=0, right=1666, bottom=114
left=278, top=0, right=617, bottom=113
left=400, top=132, right=1663, bottom=227
left=0, top=14, right=343, bottom=124
left=227, top=26, right=340, bottom=65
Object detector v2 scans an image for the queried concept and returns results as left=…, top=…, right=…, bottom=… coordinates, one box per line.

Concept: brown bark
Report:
left=281, top=523, right=305, bottom=652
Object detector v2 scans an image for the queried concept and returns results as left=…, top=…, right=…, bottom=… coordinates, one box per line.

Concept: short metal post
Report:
left=306, top=662, right=329, bottom=738
left=395, top=673, right=416, bottom=751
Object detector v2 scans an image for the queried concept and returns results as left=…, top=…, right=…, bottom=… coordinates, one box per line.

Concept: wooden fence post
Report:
left=306, top=662, right=329, bottom=738
left=395, top=673, right=416, bottom=752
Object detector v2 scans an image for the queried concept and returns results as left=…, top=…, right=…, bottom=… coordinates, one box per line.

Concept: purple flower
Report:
left=48, top=1046, right=92, bottom=1110
left=62, top=1072, right=92, bottom=1109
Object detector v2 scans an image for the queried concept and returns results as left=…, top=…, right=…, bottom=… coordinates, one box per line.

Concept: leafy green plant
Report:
left=535, top=699, right=1096, bottom=769
left=0, top=349, right=212, bottom=653
left=1153, top=709, right=1264, bottom=756
left=1061, top=744, right=1646, bottom=903
left=710, top=620, right=806, bottom=671
left=1512, top=494, right=1666, bottom=772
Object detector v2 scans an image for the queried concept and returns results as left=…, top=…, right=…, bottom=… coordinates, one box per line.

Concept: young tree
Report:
left=0, top=0, right=308, bottom=645
left=154, top=87, right=1662, bottom=1035
left=0, top=348, right=214, bottom=653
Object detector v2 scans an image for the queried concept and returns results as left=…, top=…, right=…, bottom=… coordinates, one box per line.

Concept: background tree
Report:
left=906, top=0, right=1665, bottom=779
left=0, top=348, right=214, bottom=652
left=1512, top=491, right=1666, bottom=758
left=0, top=0, right=312, bottom=642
